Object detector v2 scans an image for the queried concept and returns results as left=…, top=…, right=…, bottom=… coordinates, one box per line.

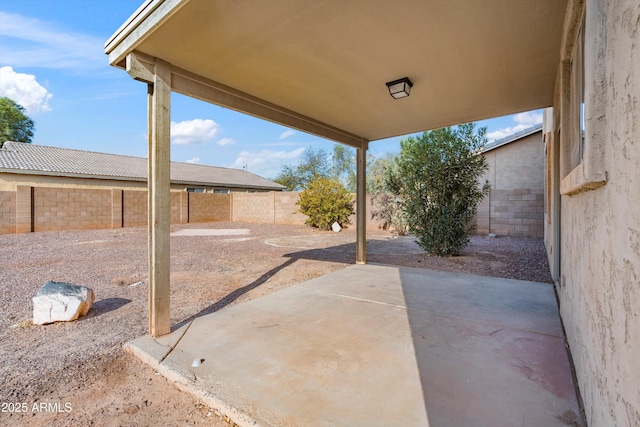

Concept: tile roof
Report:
left=0, top=142, right=285, bottom=191
left=481, top=123, right=543, bottom=153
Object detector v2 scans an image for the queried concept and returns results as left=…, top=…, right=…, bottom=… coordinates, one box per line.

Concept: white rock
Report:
left=32, top=281, right=95, bottom=325
left=331, top=222, right=342, bottom=233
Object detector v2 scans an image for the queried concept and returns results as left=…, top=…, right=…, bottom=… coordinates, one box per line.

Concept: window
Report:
left=559, top=9, right=606, bottom=196
left=213, top=189, right=229, bottom=194
left=570, top=19, right=585, bottom=170
left=187, top=188, right=205, bottom=193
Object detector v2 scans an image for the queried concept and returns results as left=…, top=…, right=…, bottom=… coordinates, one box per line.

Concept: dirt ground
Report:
left=0, top=222, right=552, bottom=426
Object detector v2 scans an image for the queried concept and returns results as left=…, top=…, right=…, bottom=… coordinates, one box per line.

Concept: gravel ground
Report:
left=0, top=222, right=552, bottom=426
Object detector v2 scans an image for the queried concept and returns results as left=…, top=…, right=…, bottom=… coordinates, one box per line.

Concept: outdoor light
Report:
left=386, top=77, right=413, bottom=99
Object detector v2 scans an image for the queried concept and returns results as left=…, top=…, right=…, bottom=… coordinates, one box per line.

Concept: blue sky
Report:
left=0, top=0, right=543, bottom=179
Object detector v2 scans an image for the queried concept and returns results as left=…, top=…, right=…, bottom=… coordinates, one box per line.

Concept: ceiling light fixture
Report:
left=386, top=77, right=413, bottom=99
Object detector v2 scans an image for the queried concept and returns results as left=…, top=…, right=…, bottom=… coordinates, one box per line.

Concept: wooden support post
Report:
left=356, top=141, right=368, bottom=265
left=148, top=59, right=172, bottom=337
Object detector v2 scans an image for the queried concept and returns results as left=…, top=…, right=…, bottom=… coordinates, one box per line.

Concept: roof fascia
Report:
left=481, top=128, right=543, bottom=154
left=0, top=168, right=145, bottom=183
left=105, top=0, right=188, bottom=69
left=0, top=169, right=283, bottom=191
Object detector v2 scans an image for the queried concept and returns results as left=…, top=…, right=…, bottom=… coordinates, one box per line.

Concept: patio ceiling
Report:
left=106, top=0, right=568, bottom=148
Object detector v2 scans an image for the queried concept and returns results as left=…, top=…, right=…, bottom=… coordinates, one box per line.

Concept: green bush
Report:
left=297, top=177, right=354, bottom=230
left=388, top=123, right=490, bottom=256
left=369, top=155, right=409, bottom=235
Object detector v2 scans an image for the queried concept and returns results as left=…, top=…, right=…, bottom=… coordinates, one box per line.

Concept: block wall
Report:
left=350, top=194, right=387, bottom=231
left=32, top=187, right=112, bottom=232
left=489, top=189, right=545, bottom=237
left=123, top=190, right=147, bottom=227
left=475, top=196, right=491, bottom=235
left=274, top=192, right=307, bottom=225
left=231, top=192, right=277, bottom=223
left=473, top=131, right=545, bottom=238
left=188, top=193, right=231, bottom=223
left=170, top=192, right=181, bottom=224
left=0, top=190, right=16, bottom=234
left=1, top=187, right=385, bottom=233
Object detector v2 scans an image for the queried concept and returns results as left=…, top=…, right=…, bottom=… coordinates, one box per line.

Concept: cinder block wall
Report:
left=170, top=192, right=181, bottom=224
left=231, top=192, right=277, bottom=223
left=1, top=186, right=388, bottom=233
left=188, top=193, right=231, bottom=222
left=490, top=189, right=544, bottom=237
left=475, top=131, right=545, bottom=238
left=123, top=190, right=147, bottom=227
left=0, top=190, right=16, bottom=234
left=232, top=191, right=385, bottom=230
left=32, top=187, right=112, bottom=232
left=274, top=192, right=307, bottom=224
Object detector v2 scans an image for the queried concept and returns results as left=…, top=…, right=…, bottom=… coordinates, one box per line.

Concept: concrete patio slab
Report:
left=126, top=264, right=583, bottom=427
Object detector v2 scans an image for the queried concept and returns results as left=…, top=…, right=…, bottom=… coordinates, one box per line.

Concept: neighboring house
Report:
left=0, top=142, right=284, bottom=233
left=476, top=124, right=544, bottom=237
left=0, top=142, right=284, bottom=193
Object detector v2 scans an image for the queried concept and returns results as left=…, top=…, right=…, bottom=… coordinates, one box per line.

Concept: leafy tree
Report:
left=331, top=144, right=356, bottom=192
left=274, top=148, right=330, bottom=191
left=0, top=97, right=34, bottom=147
left=272, top=164, right=300, bottom=191
left=296, top=177, right=354, bottom=230
left=368, top=153, right=408, bottom=235
left=387, top=123, right=490, bottom=256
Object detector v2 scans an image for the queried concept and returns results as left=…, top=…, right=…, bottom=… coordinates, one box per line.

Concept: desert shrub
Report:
left=387, top=123, right=490, bottom=256
left=297, top=177, right=354, bottom=230
left=369, top=156, right=408, bottom=235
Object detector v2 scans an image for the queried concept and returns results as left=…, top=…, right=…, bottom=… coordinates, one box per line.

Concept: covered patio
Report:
left=105, top=0, right=567, bottom=337
left=105, top=1, right=580, bottom=425
left=127, top=264, right=583, bottom=426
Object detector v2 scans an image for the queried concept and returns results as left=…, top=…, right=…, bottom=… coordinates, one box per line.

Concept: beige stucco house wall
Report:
left=545, top=0, right=640, bottom=425
left=476, top=127, right=545, bottom=237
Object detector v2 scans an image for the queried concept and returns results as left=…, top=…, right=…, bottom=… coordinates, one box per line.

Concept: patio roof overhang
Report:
left=106, top=0, right=568, bottom=148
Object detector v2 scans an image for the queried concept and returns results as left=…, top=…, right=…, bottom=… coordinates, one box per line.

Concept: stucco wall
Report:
left=476, top=132, right=545, bottom=237
left=549, top=0, right=640, bottom=425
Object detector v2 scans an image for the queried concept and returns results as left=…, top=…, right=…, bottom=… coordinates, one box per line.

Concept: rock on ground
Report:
left=32, top=281, right=95, bottom=325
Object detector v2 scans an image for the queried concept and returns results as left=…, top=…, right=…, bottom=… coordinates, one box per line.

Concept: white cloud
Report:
left=486, top=110, right=543, bottom=141
left=185, top=157, right=201, bottom=164
left=232, top=147, right=305, bottom=178
left=513, top=111, right=543, bottom=126
left=0, top=12, right=105, bottom=70
left=171, top=119, right=220, bottom=145
left=217, top=137, right=235, bottom=146
left=279, top=130, right=296, bottom=139
left=0, top=66, right=52, bottom=114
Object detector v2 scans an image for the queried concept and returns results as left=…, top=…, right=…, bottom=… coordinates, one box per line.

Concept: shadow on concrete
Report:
left=174, top=257, right=300, bottom=329
left=172, top=238, right=417, bottom=329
